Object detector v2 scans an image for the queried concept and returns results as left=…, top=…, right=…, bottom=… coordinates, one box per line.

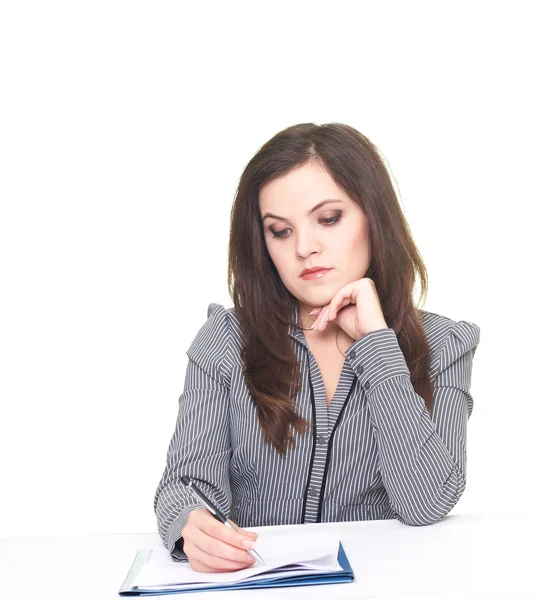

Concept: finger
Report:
left=189, top=558, right=245, bottom=573
left=323, top=304, right=334, bottom=329
left=186, top=542, right=255, bottom=572
left=192, top=527, right=257, bottom=564
left=238, top=529, right=258, bottom=540
left=323, top=301, right=333, bottom=329
left=328, top=301, right=339, bottom=322
left=314, top=305, right=329, bottom=330
left=228, top=520, right=258, bottom=540
left=192, top=511, right=258, bottom=547
left=328, top=284, right=357, bottom=320
left=197, top=514, right=258, bottom=551
left=312, top=307, right=323, bottom=329
left=189, top=558, right=230, bottom=573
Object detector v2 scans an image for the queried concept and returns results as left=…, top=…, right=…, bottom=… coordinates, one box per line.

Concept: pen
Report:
left=180, top=476, right=265, bottom=566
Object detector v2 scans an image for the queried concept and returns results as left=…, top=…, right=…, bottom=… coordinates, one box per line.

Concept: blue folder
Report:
left=119, top=542, right=354, bottom=595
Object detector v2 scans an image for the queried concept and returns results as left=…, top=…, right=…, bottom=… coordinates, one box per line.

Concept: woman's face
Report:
left=259, top=161, right=371, bottom=316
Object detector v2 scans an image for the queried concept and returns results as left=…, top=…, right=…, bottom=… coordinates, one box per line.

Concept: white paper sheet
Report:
left=133, top=527, right=342, bottom=590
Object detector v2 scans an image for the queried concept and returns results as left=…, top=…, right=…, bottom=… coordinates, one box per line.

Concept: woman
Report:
left=153, top=122, right=480, bottom=573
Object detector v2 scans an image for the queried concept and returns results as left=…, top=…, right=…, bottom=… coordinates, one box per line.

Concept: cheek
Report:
left=349, top=232, right=368, bottom=253
left=265, top=239, right=288, bottom=271
left=345, top=218, right=369, bottom=252
left=338, top=226, right=370, bottom=271
left=333, top=223, right=366, bottom=253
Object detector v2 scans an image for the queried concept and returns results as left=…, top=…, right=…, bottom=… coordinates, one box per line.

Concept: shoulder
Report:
left=186, top=303, right=242, bottom=379
left=418, top=309, right=481, bottom=379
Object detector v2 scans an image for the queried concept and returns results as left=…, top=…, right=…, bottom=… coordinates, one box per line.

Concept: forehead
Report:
left=258, top=162, right=348, bottom=211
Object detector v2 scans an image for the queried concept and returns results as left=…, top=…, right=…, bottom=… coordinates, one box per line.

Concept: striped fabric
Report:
left=154, top=303, right=480, bottom=560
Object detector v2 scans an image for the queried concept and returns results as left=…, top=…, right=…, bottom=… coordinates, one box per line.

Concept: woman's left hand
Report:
left=310, top=277, right=388, bottom=341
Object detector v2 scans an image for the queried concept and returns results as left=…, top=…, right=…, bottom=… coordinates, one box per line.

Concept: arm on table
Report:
left=346, top=320, right=480, bottom=526
left=153, top=303, right=232, bottom=560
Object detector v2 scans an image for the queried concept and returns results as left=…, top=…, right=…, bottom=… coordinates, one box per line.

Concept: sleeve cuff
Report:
left=167, top=503, right=205, bottom=562
left=345, top=328, right=410, bottom=392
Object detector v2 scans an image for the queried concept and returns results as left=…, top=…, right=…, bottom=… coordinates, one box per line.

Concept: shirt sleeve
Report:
left=153, top=303, right=232, bottom=560
left=345, top=319, right=480, bottom=526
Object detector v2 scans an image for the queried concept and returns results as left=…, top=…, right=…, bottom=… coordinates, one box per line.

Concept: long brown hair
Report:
left=227, top=122, right=433, bottom=456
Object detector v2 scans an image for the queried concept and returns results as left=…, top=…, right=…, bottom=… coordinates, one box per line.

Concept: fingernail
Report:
left=242, top=539, right=255, bottom=549
left=309, top=309, right=315, bottom=315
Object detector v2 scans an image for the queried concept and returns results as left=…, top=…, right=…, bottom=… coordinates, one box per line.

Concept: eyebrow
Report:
left=262, top=199, right=343, bottom=223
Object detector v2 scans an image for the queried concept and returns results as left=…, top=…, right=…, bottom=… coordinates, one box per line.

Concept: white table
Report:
left=1, top=512, right=535, bottom=599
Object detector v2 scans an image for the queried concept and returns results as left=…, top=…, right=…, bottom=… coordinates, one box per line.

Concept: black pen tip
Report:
left=180, top=476, right=190, bottom=486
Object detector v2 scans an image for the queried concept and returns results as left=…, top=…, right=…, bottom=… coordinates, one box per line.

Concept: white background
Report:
left=1, top=1, right=535, bottom=537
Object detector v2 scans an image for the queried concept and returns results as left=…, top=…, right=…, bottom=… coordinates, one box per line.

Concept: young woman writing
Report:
left=153, top=122, right=480, bottom=573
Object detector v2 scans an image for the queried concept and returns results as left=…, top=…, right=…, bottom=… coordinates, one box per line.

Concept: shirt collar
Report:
left=288, top=303, right=307, bottom=345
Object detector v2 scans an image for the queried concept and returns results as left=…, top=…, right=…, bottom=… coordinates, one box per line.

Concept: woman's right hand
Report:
left=182, top=508, right=259, bottom=572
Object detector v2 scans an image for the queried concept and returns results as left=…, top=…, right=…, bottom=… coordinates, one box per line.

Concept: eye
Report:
left=270, top=215, right=341, bottom=239
left=321, top=215, right=341, bottom=226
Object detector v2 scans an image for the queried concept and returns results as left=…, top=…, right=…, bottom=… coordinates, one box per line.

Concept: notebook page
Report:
left=133, top=528, right=341, bottom=588
left=136, top=554, right=343, bottom=592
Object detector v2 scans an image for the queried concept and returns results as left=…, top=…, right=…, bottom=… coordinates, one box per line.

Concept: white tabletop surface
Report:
left=1, top=511, right=535, bottom=599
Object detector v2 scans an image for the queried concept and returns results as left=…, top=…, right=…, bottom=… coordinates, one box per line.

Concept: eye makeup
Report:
left=268, top=211, right=343, bottom=239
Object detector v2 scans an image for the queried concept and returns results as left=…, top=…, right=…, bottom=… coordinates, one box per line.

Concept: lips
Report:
left=299, top=266, right=331, bottom=277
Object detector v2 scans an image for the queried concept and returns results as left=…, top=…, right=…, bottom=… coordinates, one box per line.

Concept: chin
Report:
left=303, top=292, right=336, bottom=307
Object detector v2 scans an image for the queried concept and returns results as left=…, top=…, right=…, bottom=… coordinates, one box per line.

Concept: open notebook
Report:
left=119, top=527, right=354, bottom=595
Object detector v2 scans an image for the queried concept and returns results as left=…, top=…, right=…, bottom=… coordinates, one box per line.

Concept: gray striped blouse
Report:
left=154, top=302, right=480, bottom=560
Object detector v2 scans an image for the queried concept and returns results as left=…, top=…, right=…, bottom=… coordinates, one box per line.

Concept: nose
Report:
left=295, top=228, right=321, bottom=259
